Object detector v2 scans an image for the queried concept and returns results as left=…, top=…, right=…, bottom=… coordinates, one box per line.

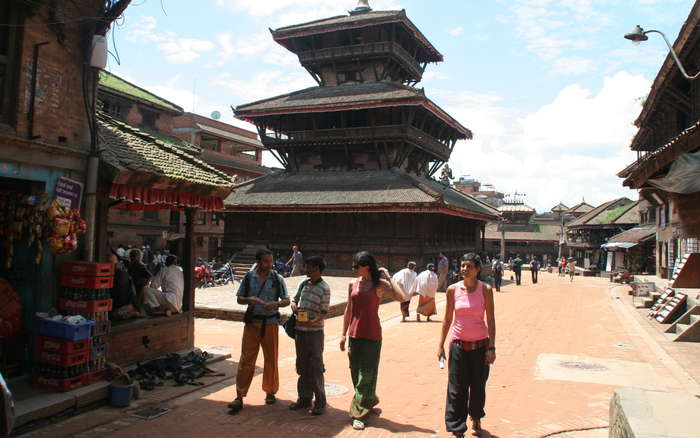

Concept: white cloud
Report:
left=447, top=26, right=464, bottom=37
left=158, top=38, right=215, bottom=64
left=552, top=56, right=595, bottom=75
left=125, top=16, right=165, bottom=43
left=217, top=70, right=316, bottom=103
left=446, top=71, right=650, bottom=211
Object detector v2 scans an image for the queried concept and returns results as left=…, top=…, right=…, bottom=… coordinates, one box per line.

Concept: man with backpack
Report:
left=229, top=248, right=290, bottom=414
left=512, top=254, right=524, bottom=286
left=492, top=255, right=504, bottom=292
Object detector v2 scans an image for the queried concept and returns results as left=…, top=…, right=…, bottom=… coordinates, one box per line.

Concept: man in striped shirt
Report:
left=289, top=256, right=331, bottom=415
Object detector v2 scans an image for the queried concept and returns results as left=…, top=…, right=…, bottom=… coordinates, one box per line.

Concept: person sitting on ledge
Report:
left=143, top=255, right=183, bottom=316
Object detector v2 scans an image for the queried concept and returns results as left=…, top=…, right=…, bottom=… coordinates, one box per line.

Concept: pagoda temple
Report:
left=224, top=1, right=499, bottom=271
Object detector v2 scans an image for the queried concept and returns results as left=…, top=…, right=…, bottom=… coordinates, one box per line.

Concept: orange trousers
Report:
left=236, top=321, right=279, bottom=397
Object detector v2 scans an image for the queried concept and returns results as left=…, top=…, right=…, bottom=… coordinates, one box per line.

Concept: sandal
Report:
left=352, top=419, right=365, bottom=430
left=471, top=419, right=482, bottom=436
left=227, top=398, right=243, bottom=414
left=265, top=394, right=277, bottom=405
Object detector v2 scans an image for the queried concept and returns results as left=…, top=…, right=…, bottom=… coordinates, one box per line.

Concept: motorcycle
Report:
left=213, top=262, right=236, bottom=285
left=194, top=260, right=215, bottom=288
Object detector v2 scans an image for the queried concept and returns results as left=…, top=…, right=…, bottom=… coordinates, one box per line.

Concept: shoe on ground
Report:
left=310, top=405, right=325, bottom=415
left=289, top=399, right=311, bottom=410
left=265, top=394, right=277, bottom=405
left=471, top=419, right=482, bottom=436
left=227, top=398, right=243, bottom=414
left=352, top=419, right=365, bottom=430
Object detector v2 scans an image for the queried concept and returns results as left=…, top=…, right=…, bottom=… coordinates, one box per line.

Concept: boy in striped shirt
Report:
left=290, top=256, right=331, bottom=415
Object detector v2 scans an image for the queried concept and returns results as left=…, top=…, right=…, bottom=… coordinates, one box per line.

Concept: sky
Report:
left=107, top=0, right=695, bottom=212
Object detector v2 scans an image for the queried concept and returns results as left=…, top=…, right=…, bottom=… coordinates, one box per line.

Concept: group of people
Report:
left=109, top=246, right=184, bottom=319
left=558, top=256, right=578, bottom=281
left=228, top=249, right=496, bottom=437
left=392, top=261, right=439, bottom=322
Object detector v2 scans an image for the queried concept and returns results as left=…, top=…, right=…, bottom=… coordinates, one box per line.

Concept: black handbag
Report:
left=283, top=314, right=296, bottom=339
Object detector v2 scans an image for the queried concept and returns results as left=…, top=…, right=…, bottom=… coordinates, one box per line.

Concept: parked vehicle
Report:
left=1, top=372, right=14, bottom=438
left=194, top=260, right=215, bottom=288
left=213, top=262, right=235, bottom=285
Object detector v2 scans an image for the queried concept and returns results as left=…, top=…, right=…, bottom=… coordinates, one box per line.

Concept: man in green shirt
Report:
left=512, top=254, right=524, bottom=286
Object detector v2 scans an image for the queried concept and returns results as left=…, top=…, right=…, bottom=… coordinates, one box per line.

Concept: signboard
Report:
left=55, top=177, right=83, bottom=210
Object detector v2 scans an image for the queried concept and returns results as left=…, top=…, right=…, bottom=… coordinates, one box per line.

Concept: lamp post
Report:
left=625, top=25, right=700, bottom=80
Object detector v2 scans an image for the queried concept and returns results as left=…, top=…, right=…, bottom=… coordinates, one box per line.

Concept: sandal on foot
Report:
left=265, top=394, right=277, bottom=405
left=227, top=398, right=243, bottom=414
left=352, top=419, right=365, bottom=430
left=289, top=399, right=311, bottom=410
left=471, top=419, right=482, bottom=436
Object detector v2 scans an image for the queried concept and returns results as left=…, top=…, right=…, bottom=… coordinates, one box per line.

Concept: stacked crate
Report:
left=33, top=319, right=94, bottom=391
left=58, top=261, right=114, bottom=384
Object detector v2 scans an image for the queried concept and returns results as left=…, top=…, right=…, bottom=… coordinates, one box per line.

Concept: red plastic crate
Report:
left=33, top=373, right=87, bottom=392
left=60, top=275, right=114, bottom=289
left=86, top=369, right=107, bottom=384
left=34, top=336, right=89, bottom=355
left=58, top=298, right=113, bottom=313
left=34, top=349, right=89, bottom=367
left=61, top=262, right=115, bottom=277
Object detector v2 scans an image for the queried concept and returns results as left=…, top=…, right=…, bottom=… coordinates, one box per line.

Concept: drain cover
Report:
left=559, top=361, right=608, bottom=371
left=324, top=383, right=349, bottom=397
left=130, top=406, right=171, bottom=420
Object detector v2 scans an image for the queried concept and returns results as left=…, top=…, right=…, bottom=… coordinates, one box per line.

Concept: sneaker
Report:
left=310, top=404, right=325, bottom=415
left=265, top=394, right=277, bottom=405
left=289, top=399, right=311, bottom=410
left=352, top=419, right=365, bottom=430
left=227, top=398, right=243, bottom=414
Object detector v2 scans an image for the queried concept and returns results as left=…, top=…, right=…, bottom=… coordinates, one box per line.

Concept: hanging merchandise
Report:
left=46, top=200, right=87, bottom=256
left=0, top=191, right=49, bottom=268
left=0, top=278, right=22, bottom=340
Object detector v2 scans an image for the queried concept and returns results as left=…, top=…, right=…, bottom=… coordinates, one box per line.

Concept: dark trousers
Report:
left=294, top=330, right=326, bottom=408
left=514, top=268, right=522, bottom=285
left=531, top=270, right=538, bottom=284
left=493, top=274, right=502, bottom=292
left=400, top=296, right=412, bottom=317
left=445, top=343, right=490, bottom=434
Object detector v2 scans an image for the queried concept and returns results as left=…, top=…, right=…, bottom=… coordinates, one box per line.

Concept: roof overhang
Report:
left=195, top=123, right=264, bottom=149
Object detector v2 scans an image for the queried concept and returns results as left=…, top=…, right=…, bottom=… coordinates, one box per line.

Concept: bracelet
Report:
left=487, top=347, right=496, bottom=351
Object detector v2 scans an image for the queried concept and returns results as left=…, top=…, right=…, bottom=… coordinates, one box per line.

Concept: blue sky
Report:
left=108, top=0, right=695, bottom=211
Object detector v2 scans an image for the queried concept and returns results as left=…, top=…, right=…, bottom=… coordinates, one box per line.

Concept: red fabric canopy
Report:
left=109, top=184, right=224, bottom=211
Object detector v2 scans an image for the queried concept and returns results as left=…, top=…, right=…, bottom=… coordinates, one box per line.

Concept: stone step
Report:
left=691, top=314, right=700, bottom=324
left=664, top=332, right=678, bottom=342
left=676, top=323, right=690, bottom=334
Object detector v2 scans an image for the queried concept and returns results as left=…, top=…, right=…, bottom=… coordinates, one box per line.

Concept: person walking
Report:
left=558, top=257, right=567, bottom=277
left=286, top=245, right=304, bottom=277
left=415, top=263, right=439, bottom=321
left=393, top=261, right=418, bottom=322
left=290, top=256, right=331, bottom=415
left=567, top=257, right=577, bottom=282
left=437, top=252, right=449, bottom=292
left=511, top=254, right=523, bottom=286
left=438, top=253, right=496, bottom=437
left=228, top=248, right=290, bottom=414
left=491, top=256, right=503, bottom=292
left=340, top=251, right=409, bottom=430
left=530, top=257, right=540, bottom=284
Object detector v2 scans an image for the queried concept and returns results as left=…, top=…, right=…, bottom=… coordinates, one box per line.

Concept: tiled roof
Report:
left=234, top=82, right=471, bottom=138
left=99, top=70, right=183, bottom=113
left=484, top=223, right=560, bottom=242
left=98, top=113, right=234, bottom=189
left=139, top=127, right=201, bottom=155
left=272, top=10, right=442, bottom=62
left=607, top=225, right=655, bottom=244
left=498, top=204, right=535, bottom=213
left=195, top=123, right=263, bottom=149
left=551, top=202, right=568, bottom=212
left=567, top=201, right=595, bottom=214
left=224, top=169, right=498, bottom=220
left=567, top=198, right=638, bottom=228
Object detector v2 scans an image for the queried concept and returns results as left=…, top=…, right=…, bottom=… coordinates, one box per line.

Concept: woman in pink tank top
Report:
left=339, top=251, right=409, bottom=430
left=437, top=253, right=496, bottom=437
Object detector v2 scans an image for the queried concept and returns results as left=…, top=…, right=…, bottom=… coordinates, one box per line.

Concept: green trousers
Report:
left=348, top=337, right=382, bottom=419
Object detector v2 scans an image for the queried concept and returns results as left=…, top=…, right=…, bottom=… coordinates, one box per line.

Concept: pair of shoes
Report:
left=265, top=394, right=277, bottom=405
left=352, top=419, right=365, bottom=430
left=451, top=433, right=465, bottom=438
left=289, top=399, right=311, bottom=410
left=310, top=405, right=325, bottom=415
left=228, top=398, right=243, bottom=414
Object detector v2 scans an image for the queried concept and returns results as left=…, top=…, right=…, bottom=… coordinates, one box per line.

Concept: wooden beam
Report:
left=183, top=208, right=196, bottom=312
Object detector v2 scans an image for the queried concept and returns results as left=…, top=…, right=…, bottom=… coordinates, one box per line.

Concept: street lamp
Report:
left=625, top=25, right=700, bottom=80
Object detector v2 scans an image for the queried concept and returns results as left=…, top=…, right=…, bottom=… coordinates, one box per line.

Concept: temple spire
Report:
left=350, top=0, right=371, bottom=14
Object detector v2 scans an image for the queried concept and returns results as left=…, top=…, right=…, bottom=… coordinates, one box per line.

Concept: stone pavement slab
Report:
left=24, top=272, right=700, bottom=438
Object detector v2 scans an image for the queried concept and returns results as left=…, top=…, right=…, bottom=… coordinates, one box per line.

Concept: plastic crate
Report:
left=58, top=298, right=113, bottom=313
left=90, top=342, right=109, bottom=361
left=33, top=372, right=87, bottom=392
left=34, top=336, right=89, bottom=355
left=60, top=275, right=114, bottom=289
left=35, top=318, right=94, bottom=341
left=92, top=320, right=111, bottom=337
left=62, top=261, right=115, bottom=277
left=34, top=349, right=89, bottom=367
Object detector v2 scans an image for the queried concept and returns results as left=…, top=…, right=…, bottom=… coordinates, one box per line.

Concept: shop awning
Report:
left=109, top=184, right=224, bottom=211
left=601, top=225, right=655, bottom=251
left=601, top=242, right=638, bottom=250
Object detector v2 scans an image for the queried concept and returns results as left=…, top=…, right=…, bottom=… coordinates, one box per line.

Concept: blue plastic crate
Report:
left=35, top=317, right=94, bottom=341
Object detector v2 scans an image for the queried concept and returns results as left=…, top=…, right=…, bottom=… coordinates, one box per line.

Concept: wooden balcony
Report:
left=298, top=41, right=423, bottom=81
left=261, top=124, right=450, bottom=160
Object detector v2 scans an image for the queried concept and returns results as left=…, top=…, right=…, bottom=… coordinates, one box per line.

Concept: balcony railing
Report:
left=298, top=41, right=423, bottom=80
left=261, top=124, right=450, bottom=160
